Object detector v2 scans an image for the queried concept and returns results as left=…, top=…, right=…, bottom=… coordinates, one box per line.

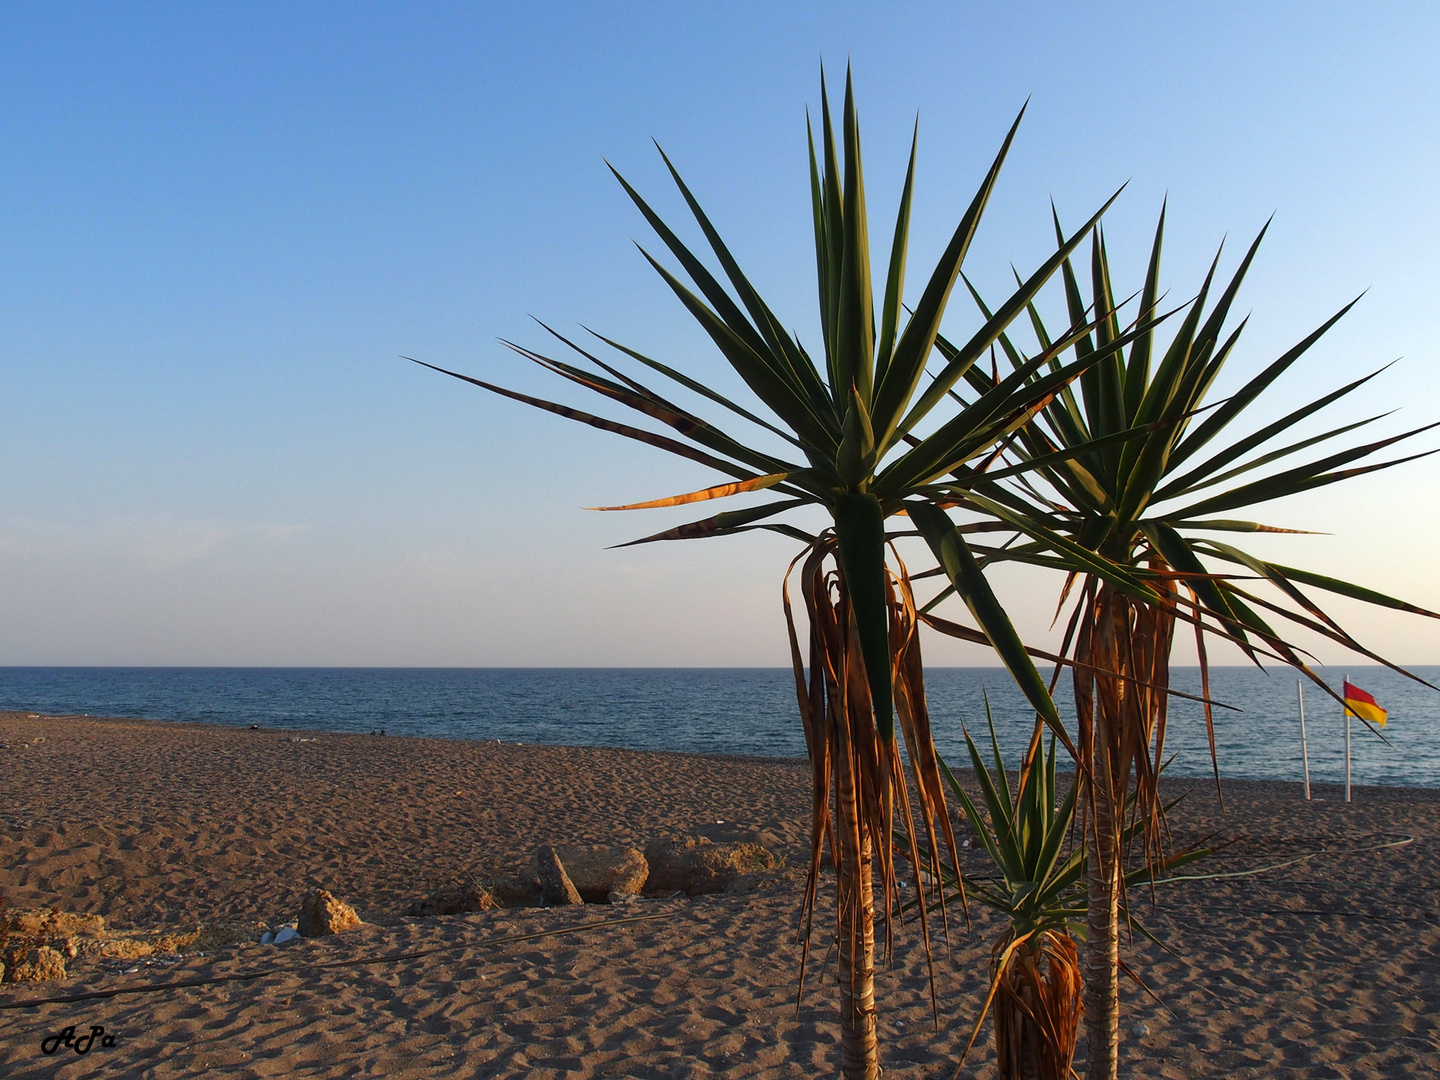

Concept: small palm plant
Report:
left=943, top=716, right=1085, bottom=1080
left=947, top=207, right=1440, bottom=1079
left=918, top=702, right=1210, bottom=1080
left=417, top=70, right=1145, bottom=1079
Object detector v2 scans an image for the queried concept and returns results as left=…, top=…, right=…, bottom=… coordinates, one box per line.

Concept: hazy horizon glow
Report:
left=2, top=3, right=1439, bottom=673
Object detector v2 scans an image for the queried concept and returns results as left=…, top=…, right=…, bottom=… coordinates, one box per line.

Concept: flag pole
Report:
left=1344, top=674, right=1352, bottom=804
left=1297, top=678, right=1311, bottom=801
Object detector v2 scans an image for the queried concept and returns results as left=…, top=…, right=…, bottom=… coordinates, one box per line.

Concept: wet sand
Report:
left=2, top=710, right=1439, bottom=1078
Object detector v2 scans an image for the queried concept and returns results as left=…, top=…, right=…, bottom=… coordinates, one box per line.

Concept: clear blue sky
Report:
left=2, top=1, right=1438, bottom=667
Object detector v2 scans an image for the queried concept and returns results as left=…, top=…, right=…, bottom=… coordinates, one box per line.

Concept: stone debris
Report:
left=297, top=889, right=362, bottom=937
left=192, top=921, right=270, bottom=950
left=643, top=835, right=778, bottom=896
left=407, top=881, right=499, bottom=918
left=2, top=905, right=218, bottom=983
left=273, top=927, right=301, bottom=944
left=10, top=945, right=67, bottom=983
left=482, top=836, right=784, bottom=909
left=536, top=845, right=583, bottom=906
left=534, top=845, right=648, bottom=901
left=490, top=873, right=541, bottom=906
left=1, top=906, right=286, bottom=980
left=11, top=910, right=104, bottom=938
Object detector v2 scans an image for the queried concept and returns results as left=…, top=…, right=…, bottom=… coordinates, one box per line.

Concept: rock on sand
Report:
left=536, top=845, right=584, bottom=906
left=533, top=845, right=648, bottom=902
left=8, top=945, right=67, bottom=983
left=643, top=835, right=777, bottom=896
left=297, top=889, right=362, bottom=937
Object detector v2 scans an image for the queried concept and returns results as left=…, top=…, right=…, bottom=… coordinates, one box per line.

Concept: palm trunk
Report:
left=837, top=761, right=878, bottom=1080
left=788, top=538, right=952, bottom=1080
left=995, top=930, right=1083, bottom=1080
left=995, top=944, right=1044, bottom=1080
left=1082, top=585, right=1123, bottom=1080
left=1083, top=733, right=1120, bottom=1080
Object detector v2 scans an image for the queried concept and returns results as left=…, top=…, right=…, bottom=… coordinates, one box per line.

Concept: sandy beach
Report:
left=2, top=710, right=1439, bottom=1078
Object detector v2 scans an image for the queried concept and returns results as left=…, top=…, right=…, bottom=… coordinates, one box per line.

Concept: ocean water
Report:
left=2, top=666, right=1438, bottom=788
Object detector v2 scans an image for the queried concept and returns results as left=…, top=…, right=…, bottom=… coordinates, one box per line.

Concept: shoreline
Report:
left=2, top=708, right=816, bottom=767
left=8, top=706, right=1440, bottom=795
left=4, top=709, right=1440, bottom=1077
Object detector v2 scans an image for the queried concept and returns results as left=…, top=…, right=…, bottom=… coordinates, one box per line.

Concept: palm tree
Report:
left=416, top=71, right=1138, bottom=1079
left=947, top=206, right=1440, bottom=1079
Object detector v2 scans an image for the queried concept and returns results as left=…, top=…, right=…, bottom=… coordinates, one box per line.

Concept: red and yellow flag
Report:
left=1343, top=680, right=1387, bottom=727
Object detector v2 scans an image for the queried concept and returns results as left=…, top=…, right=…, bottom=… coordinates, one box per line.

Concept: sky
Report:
left=2, top=1, right=1439, bottom=669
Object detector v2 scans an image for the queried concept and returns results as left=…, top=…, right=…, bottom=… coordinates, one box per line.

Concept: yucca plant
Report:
left=946, top=206, right=1440, bottom=1079
left=942, top=713, right=1086, bottom=1080
left=415, top=70, right=1151, bottom=1079
left=914, top=702, right=1210, bottom=1080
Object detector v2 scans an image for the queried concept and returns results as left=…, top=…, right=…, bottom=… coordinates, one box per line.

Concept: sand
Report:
left=2, top=710, right=1439, bottom=1078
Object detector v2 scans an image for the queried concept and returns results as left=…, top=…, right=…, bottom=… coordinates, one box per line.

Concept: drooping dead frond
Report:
left=783, top=532, right=962, bottom=1038
left=991, top=929, right=1084, bottom=1080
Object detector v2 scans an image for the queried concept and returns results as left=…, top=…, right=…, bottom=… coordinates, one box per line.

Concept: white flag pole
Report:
left=1297, top=678, right=1311, bottom=801
left=1344, top=674, right=1352, bottom=803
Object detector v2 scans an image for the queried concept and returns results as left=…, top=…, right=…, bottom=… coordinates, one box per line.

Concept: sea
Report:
left=2, top=666, right=1439, bottom=789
